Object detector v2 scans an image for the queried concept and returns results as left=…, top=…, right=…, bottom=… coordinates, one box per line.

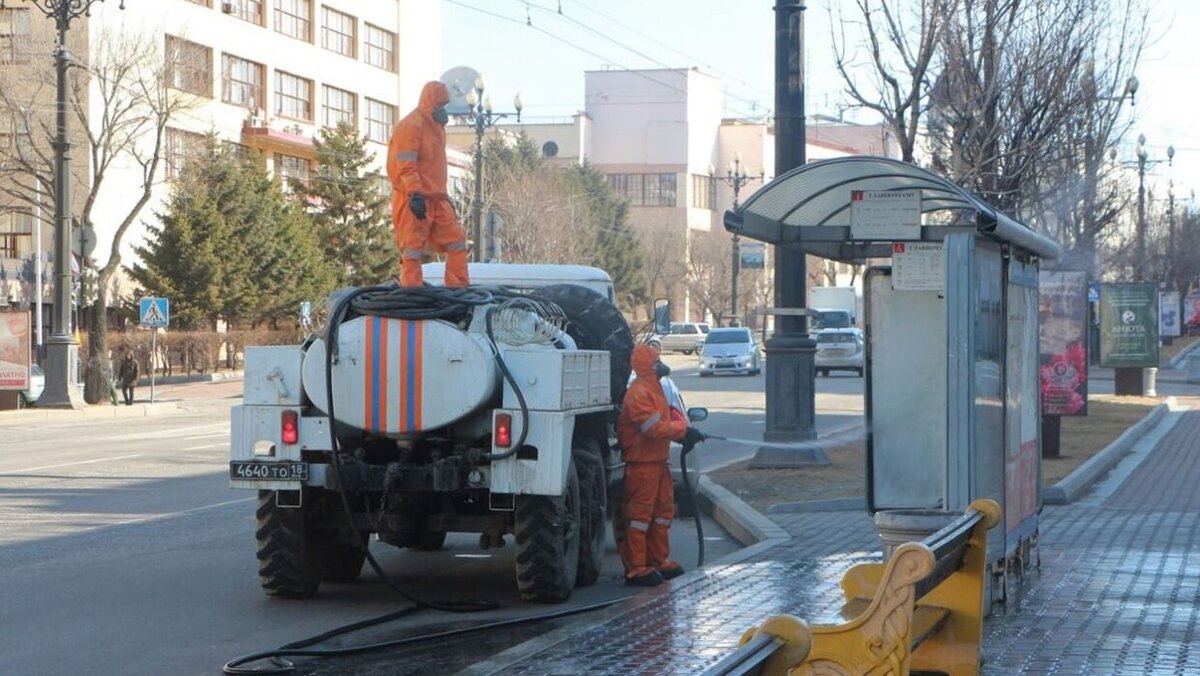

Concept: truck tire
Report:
left=255, top=490, right=323, bottom=598
left=573, top=446, right=608, bottom=587
left=529, top=284, right=633, bottom=407
left=323, top=539, right=367, bottom=583
left=514, top=462, right=581, bottom=603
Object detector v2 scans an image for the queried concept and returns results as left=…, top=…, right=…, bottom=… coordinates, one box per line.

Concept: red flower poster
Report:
left=1039, top=271, right=1089, bottom=416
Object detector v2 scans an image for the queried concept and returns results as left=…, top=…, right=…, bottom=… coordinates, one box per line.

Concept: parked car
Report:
left=19, top=364, right=45, bottom=408
left=698, top=327, right=762, bottom=377
left=814, top=328, right=865, bottom=376
left=650, top=322, right=708, bottom=355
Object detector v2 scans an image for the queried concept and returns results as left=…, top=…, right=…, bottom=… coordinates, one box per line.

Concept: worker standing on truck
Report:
left=387, top=81, right=470, bottom=287
left=617, top=344, right=706, bottom=586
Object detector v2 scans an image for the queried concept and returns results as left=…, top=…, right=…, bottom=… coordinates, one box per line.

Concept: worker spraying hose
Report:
left=616, top=344, right=708, bottom=586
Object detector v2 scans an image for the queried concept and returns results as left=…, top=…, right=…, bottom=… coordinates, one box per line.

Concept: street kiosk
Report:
left=725, top=156, right=1060, bottom=580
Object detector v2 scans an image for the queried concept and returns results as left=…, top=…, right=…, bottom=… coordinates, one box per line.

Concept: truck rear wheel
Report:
left=323, top=539, right=367, bottom=583
left=514, top=462, right=581, bottom=603
left=574, top=447, right=608, bottom=587
left=255, top=490, right=323, bottom=598
left=529, top=284, right=633, bottom=407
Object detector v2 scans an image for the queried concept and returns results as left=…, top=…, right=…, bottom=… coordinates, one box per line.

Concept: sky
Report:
left=441, top=0, right=1199, bottom=206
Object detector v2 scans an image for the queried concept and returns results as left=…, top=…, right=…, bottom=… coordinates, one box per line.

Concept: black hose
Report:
left=222, top=595, right=633, bottom=674
left=679, top=446, right=704, bottom=568
left=483, top=306, right=530, bottom=461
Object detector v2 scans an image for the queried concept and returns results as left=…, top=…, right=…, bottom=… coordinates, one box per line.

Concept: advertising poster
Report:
left=740, top=241, right=765, bottom=269
left=1038, top=271, right=1089, bottom=416
left=1006, top=277, right=1040, bottom=535
left=0, top=310, right=31, bottom=390
left=1160, top=291, right=1181, bottom=338
left=1186, top=293, right=1200, bottom=330
left=1099, top=283, right=1159, bottom=368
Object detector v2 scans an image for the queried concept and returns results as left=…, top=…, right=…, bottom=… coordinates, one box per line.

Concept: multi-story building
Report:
left=445, top=67, right=900, bottom=322
left=0, top=0, right=442, bottom=336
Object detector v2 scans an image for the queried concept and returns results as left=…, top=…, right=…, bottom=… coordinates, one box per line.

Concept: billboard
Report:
left=1099, top=283, right=1159, bottom=368
left=1160, top=291, right=1181, bottom=338
left=1039, top=271, right=1089, bottom=416
left=0, top=310, right=32, bottom=390
left=1186, top=293, right=1200, bottom=330
left=740, top=241, right=765, bottom=269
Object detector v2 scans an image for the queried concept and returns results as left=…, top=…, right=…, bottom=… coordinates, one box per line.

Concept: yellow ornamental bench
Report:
left=702, top=498, right=1002, bottom=676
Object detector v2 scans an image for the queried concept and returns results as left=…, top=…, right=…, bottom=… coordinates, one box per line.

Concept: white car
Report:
left=814, top=328, right=865, bottom=376
left=698, top=327, right=761, bottom=377
left=651, top=322, right=708, bottom=355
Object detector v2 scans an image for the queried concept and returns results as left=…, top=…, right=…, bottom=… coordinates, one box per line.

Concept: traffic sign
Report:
left=139, top=297, right=170, bottom=328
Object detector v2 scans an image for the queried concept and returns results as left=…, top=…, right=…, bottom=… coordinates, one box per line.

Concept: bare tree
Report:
left=635, top=221, right=685, bottom=321
left=0, top=30, right=199, bottom=403
left=488, top=164, right=598, bottom=264
left=832, top=0, right=958, bottom=162
left=684, top=229, right=732, bottom=325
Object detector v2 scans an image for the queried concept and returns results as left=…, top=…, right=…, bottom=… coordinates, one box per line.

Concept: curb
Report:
left=1166, top=339, right=1200, bottom=370
left=0, top=400, right=185, bottom=425
left=768, top=496, right=867, bottom=514
left=1043, top=397, right=1175, bottom=505
left=458, top=471, right=789, bottom=676
left=136, top=371, right=245, bottom=387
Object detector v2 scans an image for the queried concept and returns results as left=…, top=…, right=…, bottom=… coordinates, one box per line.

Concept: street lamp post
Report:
left=460, top=75, right=521, bottom=262
left=1, top=0, right=124, bottom=408
left=1134, top=134, right=1174, bottom=281
left=710, top=151, right=762, bottom=324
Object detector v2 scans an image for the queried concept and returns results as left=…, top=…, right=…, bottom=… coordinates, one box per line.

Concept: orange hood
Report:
left=631, top=344, right=661, bottom=379
left=419, top=81, right=450, bottom=115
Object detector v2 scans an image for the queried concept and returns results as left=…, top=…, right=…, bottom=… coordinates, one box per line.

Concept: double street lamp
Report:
left=1134, top=133, right=1174, bottom=281
left=460, top=75, right=521, bottom=262
left=710, top=152, right=763, bottom=324
left=0, top=0, right=125, bottom=407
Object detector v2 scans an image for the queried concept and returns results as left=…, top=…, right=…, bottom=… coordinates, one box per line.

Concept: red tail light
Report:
left=495, top=413, right=513, bottom=448
left=281, top=410, right=299, bottom=445
left=670, top=407, right=685, bottom=424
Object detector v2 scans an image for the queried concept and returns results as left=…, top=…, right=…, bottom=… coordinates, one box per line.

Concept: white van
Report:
left=421, top=263, right=616, bottom=302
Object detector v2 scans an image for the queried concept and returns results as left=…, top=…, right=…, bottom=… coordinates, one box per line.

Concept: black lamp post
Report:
left=461, top=74, right=521, bottom=262
left=1134, top=133, right=1174, bottom=281
left=710, top=151, right=762, bottom=324
left=1, top=0, right=125, bottom=408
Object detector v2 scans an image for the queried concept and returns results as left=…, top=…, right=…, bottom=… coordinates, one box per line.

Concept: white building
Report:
left=87, top=0, right=441, bottom=274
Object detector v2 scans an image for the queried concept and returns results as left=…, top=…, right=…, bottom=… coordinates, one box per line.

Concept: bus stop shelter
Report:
left=724, top=156, right=1060, bottom=567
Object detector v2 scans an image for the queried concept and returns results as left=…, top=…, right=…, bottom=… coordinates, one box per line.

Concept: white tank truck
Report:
left=228, top=265, right=634, bottom=603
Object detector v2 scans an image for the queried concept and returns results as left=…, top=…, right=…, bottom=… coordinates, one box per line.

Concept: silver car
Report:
left=698, top=327, right=761, bottom=376
left=814, top=328, right=865, bottom=376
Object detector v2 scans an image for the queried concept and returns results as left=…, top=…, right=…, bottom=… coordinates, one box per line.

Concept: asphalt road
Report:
left=0, top=386, right=742, bottom=676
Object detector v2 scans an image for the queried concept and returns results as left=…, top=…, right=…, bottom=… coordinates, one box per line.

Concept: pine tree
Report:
left=295, top=123, right=394, bottom=287
left=568, top=163, right=647, bottom=310
left=131, top=138, right=335, bottom=329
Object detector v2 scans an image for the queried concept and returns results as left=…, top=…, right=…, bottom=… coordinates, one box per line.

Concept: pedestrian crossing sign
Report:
left=139, top=297, right=170, bottom=328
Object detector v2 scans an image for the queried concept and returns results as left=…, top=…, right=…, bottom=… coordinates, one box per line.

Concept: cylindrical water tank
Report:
left=302, top=316, right=499, bottom=437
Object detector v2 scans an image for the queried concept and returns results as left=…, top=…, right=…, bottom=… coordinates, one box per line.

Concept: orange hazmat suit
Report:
left=616, top=344, right=689, bottom=581
left=387, top=81, right=469, bottom=287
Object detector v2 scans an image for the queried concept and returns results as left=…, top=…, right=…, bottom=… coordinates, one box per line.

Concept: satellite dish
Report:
left=441, top=66, right=482, bottom=116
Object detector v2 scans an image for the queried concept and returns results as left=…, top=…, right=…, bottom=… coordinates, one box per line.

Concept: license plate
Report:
left=230, top=460, right=308, bottom=481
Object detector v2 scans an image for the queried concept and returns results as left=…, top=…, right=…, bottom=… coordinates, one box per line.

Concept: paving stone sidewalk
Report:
left=478, top=407, right=1200, bottom=675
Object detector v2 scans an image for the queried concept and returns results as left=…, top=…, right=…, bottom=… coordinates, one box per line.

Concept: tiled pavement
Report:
left=481, top=406, right=1200, bottom=675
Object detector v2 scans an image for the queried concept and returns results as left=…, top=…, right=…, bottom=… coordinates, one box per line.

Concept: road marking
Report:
left=95, top=497, right=257, bottom=532
left=0, top=454, right=143, bottom=475
left=183, top=432, right=229, bottom=440
left=183, top=442, right=228, bottom=451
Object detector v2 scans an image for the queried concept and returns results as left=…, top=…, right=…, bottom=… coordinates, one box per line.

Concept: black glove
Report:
left=681, top=426, right=706, bottom=453
left=409, top=192, right=427, bottom=220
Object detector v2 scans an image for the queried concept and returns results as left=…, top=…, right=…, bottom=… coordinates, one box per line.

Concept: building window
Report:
left=221, top=54, right=264, bottom=109
left=0, top=210, right=33, bottom=260
left=274, top=0, right=311, bottom=42
left=607, top=173, right=677, bottom=207
left=165, top=36, right=212, bottom=98
left=165, top=128, right=207, bottom=180
left=224, top=141, right=254, bottom=163
left=365, top=98, right=395, bottom=144
left=321, top=7, right=356, bottom=59
left=322, top=85, right=356, bottom=129
left=224, top=0, right=263, bottom=26
left=275, top=153, right=310, bottom=186
left=364, top=23, right=396, bottom=72
left=186, top=0, right=212, bottom=6
left=0, top=8, right=32, bottom=65
left=274, top=71, right=312, bottom=121
left=692, top=174, right=716, bottom=209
